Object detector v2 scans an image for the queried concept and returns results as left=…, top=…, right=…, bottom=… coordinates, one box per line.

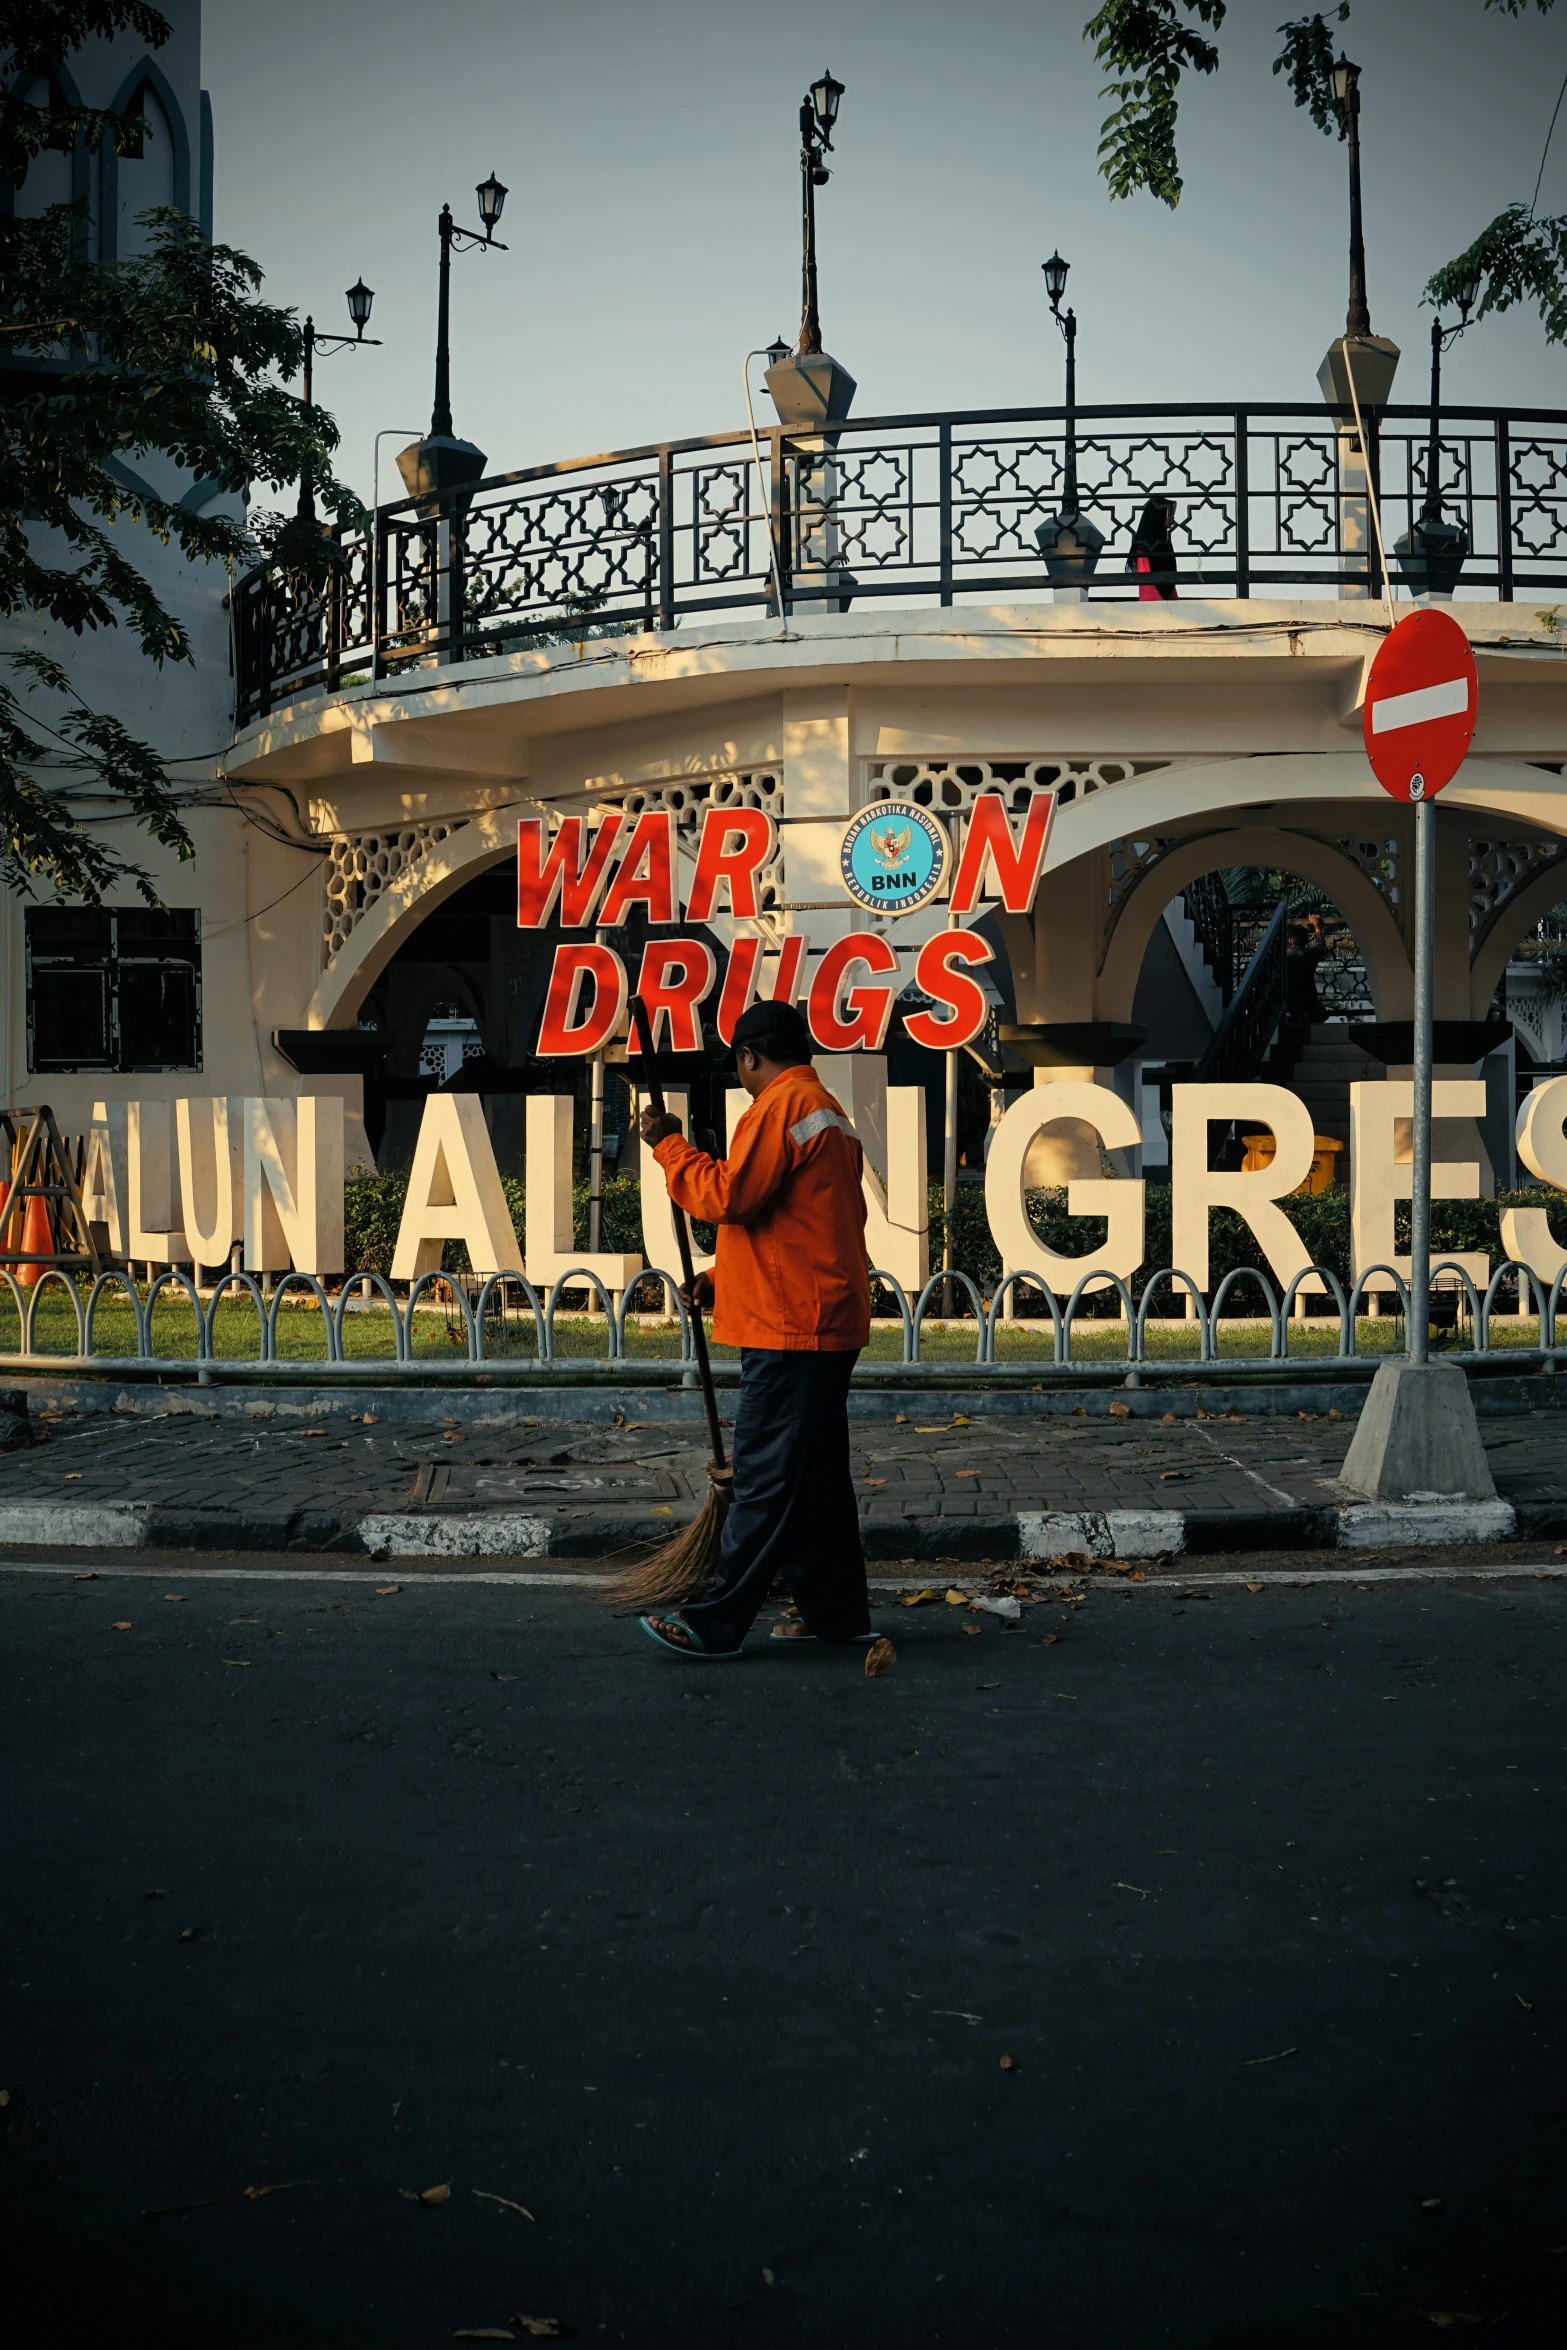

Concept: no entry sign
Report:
left=1362, top=607, right=1478, bottom=803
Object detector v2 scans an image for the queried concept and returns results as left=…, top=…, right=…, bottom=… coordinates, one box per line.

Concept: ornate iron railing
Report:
left=1181, top=873, right=1235, bottom=1004
left=232, top=400, right=1567, bottom=726
left=0, top=1258, right=1556, bottom=1378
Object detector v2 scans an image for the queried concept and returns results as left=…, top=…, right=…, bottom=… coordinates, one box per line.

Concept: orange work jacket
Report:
left=652, top=1065, right=871, bottom=1351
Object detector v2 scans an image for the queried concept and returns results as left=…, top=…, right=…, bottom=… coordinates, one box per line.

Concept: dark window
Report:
left=26, top=906, right=201, bottom=1072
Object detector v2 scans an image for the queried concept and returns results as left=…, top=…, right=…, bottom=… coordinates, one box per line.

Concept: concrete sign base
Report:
left=1339, top=1358, right=1496, bottom=1502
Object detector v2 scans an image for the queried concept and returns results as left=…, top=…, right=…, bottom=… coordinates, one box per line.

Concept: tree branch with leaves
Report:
left=1084, top=0, right=1567, bottom=354
left=1, top=0, right=361, bottom=904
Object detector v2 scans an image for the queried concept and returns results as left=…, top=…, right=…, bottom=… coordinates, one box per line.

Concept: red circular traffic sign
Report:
left=1361, top=607, right=1477, bottom=803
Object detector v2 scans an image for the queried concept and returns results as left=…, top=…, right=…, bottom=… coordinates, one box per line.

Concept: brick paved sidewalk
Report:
left=0, top=1394, right=1561, bottom=1558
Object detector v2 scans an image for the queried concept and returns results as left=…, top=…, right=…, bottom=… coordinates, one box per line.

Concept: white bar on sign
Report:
left=1369, top=676, right=1470, bottom=734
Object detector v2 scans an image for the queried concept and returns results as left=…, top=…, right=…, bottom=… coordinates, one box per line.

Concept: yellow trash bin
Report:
left=1241, top=1133, right=1343, bottom=1193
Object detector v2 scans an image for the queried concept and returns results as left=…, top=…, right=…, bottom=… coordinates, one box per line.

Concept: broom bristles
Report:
left=600, top=1480, right=730, bottom=1609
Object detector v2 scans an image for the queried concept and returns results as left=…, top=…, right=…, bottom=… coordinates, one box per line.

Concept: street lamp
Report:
left=295, top=278, right=381, bottom=523
left=765, top=72, right=856, bottom=431
left=1318, top=53, right=1399, bottom=421
left=1034, top=248, right=1104, bottom=592
left=1331, top=54, right=1370, bottom=339
left=1396, top=264, right=1481, bottom=600
left=397, top=172, right=509, bottom=501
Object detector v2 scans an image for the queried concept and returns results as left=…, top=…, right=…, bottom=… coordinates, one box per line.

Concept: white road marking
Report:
left=1369, top=676, right=1471, bottom=733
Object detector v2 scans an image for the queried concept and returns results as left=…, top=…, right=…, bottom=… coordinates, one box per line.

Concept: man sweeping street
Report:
left=635, top=999, right=873, bottom=1658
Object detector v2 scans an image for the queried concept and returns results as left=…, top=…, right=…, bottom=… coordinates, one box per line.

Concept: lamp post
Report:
left=798, top=66, right=843, bottom=357
left=765, top=73, right=855, bottom=431
left=295, top=278, right=380, bottom=523
left=1316, top=55, right=1398, bottom=592
left=1035, top=249, right=1104, bottom=593
left=1396, top=269, right=1481, bottom=600
left=397, top=172, right=509, bottom=501
left=1332, top=53, right=1371, bottom=339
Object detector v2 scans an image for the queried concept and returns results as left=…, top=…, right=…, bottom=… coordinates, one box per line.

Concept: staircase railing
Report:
left=1181, top=874, right=1235, bottom=1006
left=1194, top=899, right=1290, bottom=1085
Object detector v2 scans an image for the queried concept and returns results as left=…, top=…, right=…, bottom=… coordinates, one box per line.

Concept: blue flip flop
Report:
left=639, top=1614, right=743, bottom=1660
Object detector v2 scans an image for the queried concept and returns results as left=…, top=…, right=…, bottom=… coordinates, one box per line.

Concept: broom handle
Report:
left=630, top=996, right=727, bottom=1474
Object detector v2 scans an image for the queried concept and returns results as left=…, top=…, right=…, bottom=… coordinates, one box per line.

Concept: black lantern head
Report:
left=1041, top=250, right=1070, bottom=311
left=345, top=277, right=375, bottom=337
left=1454, top=260, right=1482, bottom=322
left=765, top=334, right=791, bottom=369
left=1331, top=51, right=1359, bottom=130
left=809, top=68, right=844, bottom=144
left=476, top=172, right=508, bottom=238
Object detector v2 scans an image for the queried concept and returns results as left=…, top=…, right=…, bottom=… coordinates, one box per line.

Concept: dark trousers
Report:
left=679, top=1347, right=870, bottom=1652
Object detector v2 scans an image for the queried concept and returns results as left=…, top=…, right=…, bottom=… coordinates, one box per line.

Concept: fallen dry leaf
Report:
left=1246, top=1582, right=1264, bottom=1594
left=179, top=1926, right=201, bottom=1941
left=1162, top=1411, right=1176, bottom=1422
left=761, top=2267, right=775, bottom=2285
left=1108, top=1401, right=1131, bottom=1418
left=962, top=1623, right=983, bottom=1637
left=978, top=1681, right=1000, bottom=1690
left=1421, top=2197, right=1444, bottom=2211
left=376, top=1585, right=402, bottom=1597
left=222, top=1659, right=252, bottom=1668
left=944, top=1588, right=970, bottom=1605
left=0, top=2089, right=9, bottom=2106
left=112, top=1621, right=132, bottom=1631
left=1516, top=1994, right=1535, bottom=2013
left=242, top=2181, right=304, bottom=2200
left=1130, top=1570, right=1147, bottom=1583
left=898, top=1589, right=936, bottom=1608
left=953, top=1468, right=981, bottom=1479
left=73, top=1571, right=97, bottom=1580
left=362, top=1413, right=378, bottom=1423
left=163, top=1594, right=186, bottom=1603
left=512, top=2320, right=564, bottom=2340
left=452, top=2332, right=516, bottom=2342
left=63, top=1471, right=81, bottom=1479
left=472, top=2188, right=535, bottom=2220
left=999, top=2054, right=1016, bottom=2072
left=861, top=1477, right=886, bottom=1488
left=893, top=1413, right=908, bottom=1424
left=863, top=1637, right=896, bottom=1678
left=651, top=1505, right=673, bottom=1516
left=1040, top=1632, right=1062, bottom=1645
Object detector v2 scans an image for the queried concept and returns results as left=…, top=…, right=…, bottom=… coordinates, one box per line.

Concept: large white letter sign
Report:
left=391, top=1096, right=521, bottom=1282
left=985, top=1080, right=1145, bottom=1297
left=244, top=1097, right=345, bottom=1276
left=1502, top=1075, right=1567, bottom=1291
left=175, top=1098, right=244, bottom=1264
left=1349, top=1080, right=1489, bottom=1292
left=523, top=1094, right=643, bottom=1296
left=1171, top=1084, right=1319, bottom=1295
left=83, top=1103, right=128, bottom=1256
left=635, top=1087, right=716, bottom=1284
left=126, top=1101, right=186, bottom=1261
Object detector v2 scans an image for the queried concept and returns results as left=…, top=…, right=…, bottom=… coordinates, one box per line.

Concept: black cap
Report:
left=729, top=998, right=813, bottom=1063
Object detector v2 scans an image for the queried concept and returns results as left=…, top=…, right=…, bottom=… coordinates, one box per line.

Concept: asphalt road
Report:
left=3, top=1564, right=1566, bottom=2348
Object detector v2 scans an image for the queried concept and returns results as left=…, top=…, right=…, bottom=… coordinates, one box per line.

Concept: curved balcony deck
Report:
left=232, top=399, right=1567, bottom=728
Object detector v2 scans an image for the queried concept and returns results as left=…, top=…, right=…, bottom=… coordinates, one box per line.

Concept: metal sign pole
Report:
left=1409, top=785, right=1434, bottom=1365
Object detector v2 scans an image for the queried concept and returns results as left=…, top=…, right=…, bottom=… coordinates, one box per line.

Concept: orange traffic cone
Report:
left=16, top=1189, right=53, bottom=1287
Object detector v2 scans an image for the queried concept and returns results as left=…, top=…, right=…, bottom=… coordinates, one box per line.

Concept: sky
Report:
left=201, top=0, right=1567, bottom=507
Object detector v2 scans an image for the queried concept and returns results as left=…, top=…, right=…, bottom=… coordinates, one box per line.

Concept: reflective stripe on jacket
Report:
left=652, top=1066, right=871, bottom=1351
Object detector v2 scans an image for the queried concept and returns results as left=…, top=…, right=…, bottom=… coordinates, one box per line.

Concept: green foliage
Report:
left=1426, top=204, right=1567, bottom=345
left=1272, top=6, right=1351, bottom=137
left=1, top=3, right=359, bottom=901
left=1083, top=0, right=1226, bottom=207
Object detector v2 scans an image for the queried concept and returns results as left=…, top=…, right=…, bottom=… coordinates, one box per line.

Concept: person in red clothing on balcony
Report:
left=635, top=997, right=874, bottom=1660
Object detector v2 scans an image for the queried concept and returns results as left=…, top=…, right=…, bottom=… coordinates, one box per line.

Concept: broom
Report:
left=601, top=997, right=732, bottom=1608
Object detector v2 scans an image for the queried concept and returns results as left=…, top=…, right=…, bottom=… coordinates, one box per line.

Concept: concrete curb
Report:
left=0, top=1496, right=1523, bottom=1559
